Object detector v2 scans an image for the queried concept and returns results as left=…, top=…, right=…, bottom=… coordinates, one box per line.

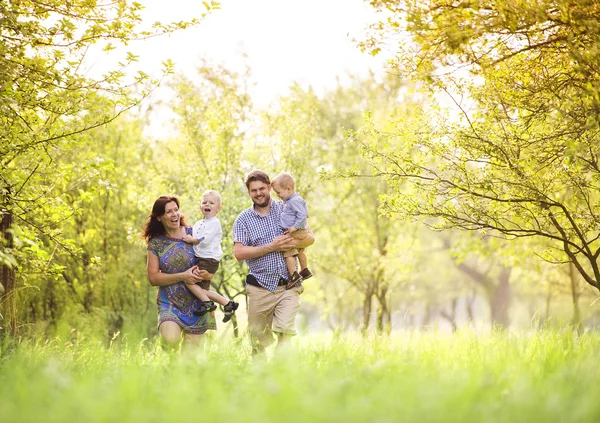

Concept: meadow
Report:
left=1, top=329, right=599, bottom=423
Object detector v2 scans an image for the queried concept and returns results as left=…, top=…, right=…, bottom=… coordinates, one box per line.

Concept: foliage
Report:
left=357, top=0, right=600, bottom=289
left=0, top=1, right=219, bottom=334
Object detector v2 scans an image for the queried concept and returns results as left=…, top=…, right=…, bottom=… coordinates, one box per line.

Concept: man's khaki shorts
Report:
left=245, top=283, right=304, bottom=349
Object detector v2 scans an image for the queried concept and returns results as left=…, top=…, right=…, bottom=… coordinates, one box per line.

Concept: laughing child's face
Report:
left=272, top=182, right=293, bottom=201
left=201, top=193, right=221, bottom=218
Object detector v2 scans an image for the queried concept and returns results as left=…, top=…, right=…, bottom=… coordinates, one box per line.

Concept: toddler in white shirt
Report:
left=183, top=190, right=238, bottom=322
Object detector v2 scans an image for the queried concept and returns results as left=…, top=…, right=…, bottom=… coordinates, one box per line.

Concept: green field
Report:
left=1, top=330, right=599, bottom=423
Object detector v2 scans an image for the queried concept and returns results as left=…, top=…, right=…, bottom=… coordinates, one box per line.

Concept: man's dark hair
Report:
left=244, top=169, right=271, bottom=189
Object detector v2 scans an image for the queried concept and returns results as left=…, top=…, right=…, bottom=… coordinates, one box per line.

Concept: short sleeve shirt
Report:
left=232, top=200, right=289, bottom=291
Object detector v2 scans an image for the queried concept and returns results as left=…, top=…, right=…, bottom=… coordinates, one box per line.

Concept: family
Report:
left=143, top=170, right=314, bottom=353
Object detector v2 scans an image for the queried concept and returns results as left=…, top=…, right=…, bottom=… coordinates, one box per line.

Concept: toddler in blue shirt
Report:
left=271, top=172, right=313, bottom=289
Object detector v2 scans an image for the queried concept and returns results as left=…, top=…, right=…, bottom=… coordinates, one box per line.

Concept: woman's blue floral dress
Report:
left=148, top=227, right=216, bottom=334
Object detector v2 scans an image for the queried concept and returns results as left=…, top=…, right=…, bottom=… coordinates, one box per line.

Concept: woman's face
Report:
left=158, top=201, right=181, bottom=230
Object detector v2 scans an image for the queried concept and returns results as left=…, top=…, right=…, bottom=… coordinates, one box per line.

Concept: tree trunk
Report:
left=361, top=292, right=373, bottom=335
left=490, top=267, right=511, bottom=329
left=440, top=298, right=458, bottom=332
left=544, top=284, right=552, bottom=328
left=376, top=285, right=391, bottom=334
left=457, top=261, right=512, bottom=329
left=569, top=262, right=581, bottom=326
left=422, top=303, right=432, bottom=328
left=466, top=289, right=477, bottom=323
left=0, top=204, right=17, bottom=335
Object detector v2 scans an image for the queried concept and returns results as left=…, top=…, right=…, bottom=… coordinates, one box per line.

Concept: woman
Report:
left=143, top=195, right=216, bottom=347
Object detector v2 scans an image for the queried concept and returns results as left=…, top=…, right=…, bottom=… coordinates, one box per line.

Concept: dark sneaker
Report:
left=299, top=268, right=313, bottom=280
left=286, top=271, right=303, bottom=290
left=223, top=300, right=239, bottom=313
left=222, top=300, right=239, bottom=323
left=194, top=301, right=217, bottom=316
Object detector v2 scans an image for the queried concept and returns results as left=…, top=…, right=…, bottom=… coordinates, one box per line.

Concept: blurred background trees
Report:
left=358, top=0, right=600, bottom=292
left=2, top=0, right=599, bottom=340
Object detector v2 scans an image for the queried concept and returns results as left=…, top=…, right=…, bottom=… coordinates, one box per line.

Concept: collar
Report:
left=285, top=192, right=299, bottom=202
left=251, top=199, right=272, bottom=216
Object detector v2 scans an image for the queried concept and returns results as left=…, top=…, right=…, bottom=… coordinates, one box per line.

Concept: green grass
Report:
left=1, top=329, right=599, bottom=423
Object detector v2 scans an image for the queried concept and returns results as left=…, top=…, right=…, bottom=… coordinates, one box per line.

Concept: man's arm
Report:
left=233, top=235, right=297, bottom=261
left=233, top=242, right=272, bottom=261
left=293, top=225, right=315, bottom=249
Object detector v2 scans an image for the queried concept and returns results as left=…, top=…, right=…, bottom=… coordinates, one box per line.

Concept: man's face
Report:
left=247, top=180, right=271, bottom=208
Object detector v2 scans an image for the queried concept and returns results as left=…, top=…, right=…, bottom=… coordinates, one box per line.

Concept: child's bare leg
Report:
left=285, top=255, right=297, bottom=275
left=205, top=289, right=230, bottom=306
left=187, top=283, right=211, bottom=302
left=298, top=251, right=308, bottom=270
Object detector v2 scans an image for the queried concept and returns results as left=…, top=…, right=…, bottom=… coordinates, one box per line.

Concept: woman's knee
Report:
left=159, top=321, right=182, bottom=347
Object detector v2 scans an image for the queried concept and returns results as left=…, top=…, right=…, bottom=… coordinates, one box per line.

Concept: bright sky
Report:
left=133, top=0, right=384, bottom=113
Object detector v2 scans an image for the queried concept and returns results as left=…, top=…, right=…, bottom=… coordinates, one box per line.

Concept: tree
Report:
left=0, top=0, right=218, bottom=335
left=356, top=0, right=600, bottom=291
left=442, top=235, right=513, bottom=328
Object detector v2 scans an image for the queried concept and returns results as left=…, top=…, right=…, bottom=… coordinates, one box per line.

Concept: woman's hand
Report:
left=182, top=266, right=204, bottom=285
left=195, top=269, right=214, bottom=280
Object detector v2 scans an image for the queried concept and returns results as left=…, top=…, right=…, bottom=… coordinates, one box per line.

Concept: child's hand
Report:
left=287, top=227, right=298, bottom=234
left=182, top=234, right=197, bottom=244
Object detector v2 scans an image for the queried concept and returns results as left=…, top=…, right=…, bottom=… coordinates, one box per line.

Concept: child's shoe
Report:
left=222, top=300, right=239, bottom=323
left=299, top=268, right=313, bottom=280
left=194, top=300, right=217, bottom=316
left=286, top=271, right=303, bottom=290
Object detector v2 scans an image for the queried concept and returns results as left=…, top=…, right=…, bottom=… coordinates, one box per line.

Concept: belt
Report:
left=246, top=274, right=287, bottom=287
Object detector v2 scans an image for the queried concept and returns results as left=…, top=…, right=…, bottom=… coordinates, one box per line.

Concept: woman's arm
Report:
left=147, top=252, right=204, bottom=286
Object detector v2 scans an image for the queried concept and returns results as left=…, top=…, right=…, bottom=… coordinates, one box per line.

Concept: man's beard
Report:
left=252, top=195, right=270, bottom=208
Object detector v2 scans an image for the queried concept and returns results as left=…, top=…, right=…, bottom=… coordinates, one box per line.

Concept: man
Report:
left=233, top=170, right=315, bottom=354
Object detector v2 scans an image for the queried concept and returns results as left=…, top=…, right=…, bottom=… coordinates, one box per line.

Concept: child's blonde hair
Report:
left=202, top=189, right=222, bottom=206
left=272, top=172, right=295, bottom=190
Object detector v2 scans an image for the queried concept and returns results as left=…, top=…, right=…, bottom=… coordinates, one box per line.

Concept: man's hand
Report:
left=269, top=234, right=296, bottom=252
left=292, top=227, right=314, bottom=249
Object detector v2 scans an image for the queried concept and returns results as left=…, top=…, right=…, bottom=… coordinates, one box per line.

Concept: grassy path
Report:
left=1, top=330, right=598, bottom=422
